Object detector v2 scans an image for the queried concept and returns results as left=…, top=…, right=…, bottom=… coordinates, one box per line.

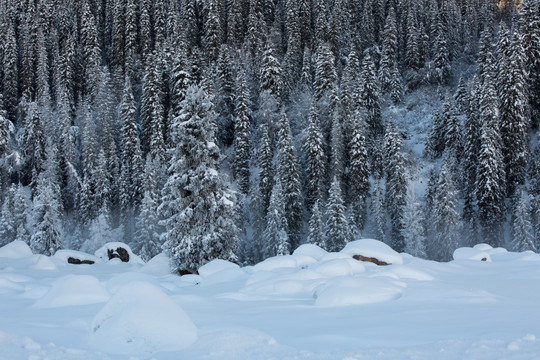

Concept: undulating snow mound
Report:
left=253, top=255, right=317, bottom=272
left=0, top=241, right=33, bottom=259
left=94, top=242, right=144, bottom=264
left=312, top=258, right=366, bottom=277
left=33, top=275, right=109, bottom=308
left=89, top=281, right=197, bottom=354
left=453, top=244, right=509, bottom=262
left=313, top=276, right=404, bottom=307
left=198, top=259, right=240, bottom=277
left=292, top=244, right=328, bottom=261
left=31, top=254, right=57, bottom=270
left=140, top=253, right=171, bottom=275
left=340, top=239, right=404, bottom=265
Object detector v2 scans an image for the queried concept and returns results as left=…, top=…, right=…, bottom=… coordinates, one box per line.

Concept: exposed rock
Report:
left=352, top=254, right=390, bottom=266
left=67, top=257, right=95, bottom=265
left=107, top=247, right=130, bottom=262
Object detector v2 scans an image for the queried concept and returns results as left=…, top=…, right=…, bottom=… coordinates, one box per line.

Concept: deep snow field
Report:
left=1, top=239, right=540, bottom=360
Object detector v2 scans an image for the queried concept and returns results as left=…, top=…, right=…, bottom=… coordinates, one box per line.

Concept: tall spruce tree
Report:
left=263, top=180, right=290, bottom=257
left=160, top=84, right=238, bottom=274
left=512, top=190, right=536, bottom=252
left=325, top=176, right=351, bottom=252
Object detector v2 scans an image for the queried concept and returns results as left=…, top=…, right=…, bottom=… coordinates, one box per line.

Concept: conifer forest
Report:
left=0, top=0, right=539, bottom=273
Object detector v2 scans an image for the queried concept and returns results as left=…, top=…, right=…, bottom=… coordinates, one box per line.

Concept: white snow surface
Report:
left=1, top=240, right=540, bottom=359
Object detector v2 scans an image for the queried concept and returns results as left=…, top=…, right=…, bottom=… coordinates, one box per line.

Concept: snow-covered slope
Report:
left=1, top=240, right=540, bottom=359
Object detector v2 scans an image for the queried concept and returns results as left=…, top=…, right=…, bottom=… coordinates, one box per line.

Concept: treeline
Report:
left=0, top=0, right=539, bottom=272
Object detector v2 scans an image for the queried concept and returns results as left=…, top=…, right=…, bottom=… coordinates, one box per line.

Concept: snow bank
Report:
left=340, top=239, right=404, bottom=265
left=312, top=258, right=365, bottom=277
left=292, top=244, right=328, bottom=261
left=253, top=255, right=317, bottom=272
left=314, top=277, right=403, bottom=307
left=94, top=242, right=144, bottom=264
left=89, top=281, right=197, bottom=354
left=140, top=253, right=171, bottom=275
left=31, top=254, right=57, bottom=270
left=198, top=259, right=240, bottom=277
left=453, top=247, right=492, bottom=262
left=0, top=241, right=33, bottom=259
left=34, top=275, right=109, bottom=308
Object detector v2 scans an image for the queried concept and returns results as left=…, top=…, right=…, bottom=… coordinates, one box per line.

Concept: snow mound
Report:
left=253, top=255, right=317, bottom=272
left=34, top=275, right=109, bottom=308
left=31, top=254, right=57, bottom=270
left=314, top=277, right=403, bottom=307
left=242, top=269, right=325, bottom=296
left=383, top=265, right=434, bottom=281
left=140, top=253, right=171, bottom=275
left=198, top=259, right=240, bottom=277
left=313, top=258, right=366, bottom=277
left=94, top=242, right=144, bottom=264
left=292, top=244, right=328, bottom=261
left=54, top=250, right=100, bottom=264
left=453, top=247, right=492, bottom=262
left=340, top=239, right=403, bottom=265
left=0, top=241, right=33, bottom=259
left=89, top=281, right=197, bottom=354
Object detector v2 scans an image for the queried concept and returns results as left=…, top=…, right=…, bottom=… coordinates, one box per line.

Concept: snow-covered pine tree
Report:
left=0, top=184, right=16, bottom=246
left=233, top=69, right=251, bottom=194
left=359, top=51, right=383, bottom=138
left=22, top=102, right=46, bottom=188
left=304, top=101, right=326, bottom=210
left=31, top=143, right=63, bottom=256
left=401, top=182, right=426, bottom=258
left=432, top=163, right=460, bottom=261
left=141, top=52, right=166, bottom=159
left=370, top=179, right=385, bottom=242
left=308, top=200, right=325, bottom=248
left=520, top=0, right=540, bottom=124
left=330, top=109, right=345, bottom=182
left=476, top=69, right=505, bottom=247
left=348, top=110, right=370, bottom=229
left=13, top=183, right=30, bottom=244
left=134, top=156, right=165, bottom=261
left=384, top=121, right=407, bottom=252
left=324, top=176, right=351, bottom=252
left=263, top=179, right=290, bottom=257
left=277, top=112, right=303, bottom=249
left=498, top=29, right=529, bottom=197
left=512, top=190, right=536, bottom=252
left=160, top=84, right=238, bottom=274
left=379, top=7, right=399, bottom=95
left=119, top=76, right=144, bottom=241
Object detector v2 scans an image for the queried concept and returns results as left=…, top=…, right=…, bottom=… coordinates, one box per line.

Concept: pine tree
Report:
left=432, top=164, right=460, bottom=261
left=370, top=180, right=385, bottom=242
left=22, top=102, right=46, bottom=187
left=308, top=200, right=325, bottom=248
left=384, top=122, right=407, bottom=252
left=0, top=184, right=16, bottom=246
left=160, top=84, right=238, bottom=274
left=119, top=77, right=144, bottom=240
left=401, top=182, right=426, bottom=258
left=520, top=0, right=540, bottom=123
left=233, top=69, right=251, bottom=194
left=205, top=0, right=223, bottom=62
left=314, top=42, right=337, bottom=102
left=13, top=183, right=30, bottom=244
left=512, top=190, right=536, bottom=252
left=304, top=102, right=327, bottom=209
left=348, top=110, right=370, bottom=229
left=476, top=71, right=505, bottom=247
left=263, top=180, right=290, bottom=257
left=330, top=110, right=345, bottom=182
left=260, top=40, right=282, bottom=99
left=498, top=30, right=529, bottom=197
left=359, top=51, right=383, bottom=138
left=215, top=45, right=236, bottom=147
left=277, top=112, right=303, bottom=249
left=379, top=8, right=399, bottom=95
left=257, top=125, right=274, bottom=217
left=134, top=156, right=165, bottom=261
left=325, top=176, right=351, bottom=252
left=3, top=24, right=18, bottom=122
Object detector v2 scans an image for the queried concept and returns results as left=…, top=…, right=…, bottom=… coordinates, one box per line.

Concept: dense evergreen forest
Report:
left=0, top=0, right=539, bottom=273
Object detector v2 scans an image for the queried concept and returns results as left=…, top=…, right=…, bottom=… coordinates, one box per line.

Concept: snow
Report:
left=94, top=242, right=144, bottom=264
left=0, top=240, right=33, bottom=259
left=340, top=238, right=404, bottom=264
left=89, top=281, right=197, bottom=354
left=33, top=275, right=109, bottom=308
left=1, top=240, right=540, bottom=359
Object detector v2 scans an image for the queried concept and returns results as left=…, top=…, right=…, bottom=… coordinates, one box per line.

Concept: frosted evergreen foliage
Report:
left=401, top=183, right=426, bottom=258
left=233, top=69, right=251, bottom=194
left=512, top=190, right=536, bottom=252
left=348, top=110, right=370, bottom=228
left=0, top=185, right=16, bottom=246
left=160, top=84, right=238, bottom=274
left=263, top=180, right=290, bottom=257
left=432, top=164, right=460, bottom=262
left=304, top=102, right=326, bottom=209
left=308, top=200, right=325, bottom=248
left=324, top=177, right=351, bottom=252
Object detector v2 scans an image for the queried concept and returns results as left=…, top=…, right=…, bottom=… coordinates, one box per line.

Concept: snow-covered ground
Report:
left=1, top=240, right=540, bottom=360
